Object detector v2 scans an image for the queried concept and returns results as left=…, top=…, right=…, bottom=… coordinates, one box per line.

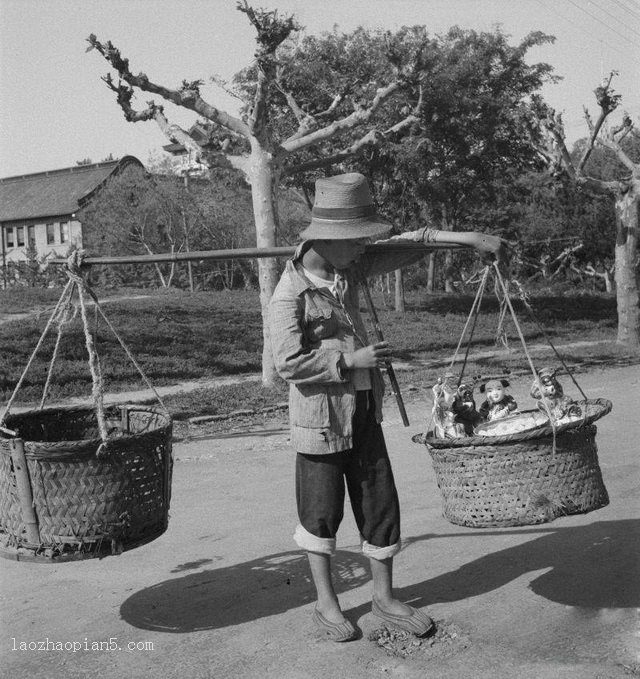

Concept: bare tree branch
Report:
left=281, top=80, right=403, bottom=153
left=597, top=114, right=638, bottom=172
left=88, top=34, right=250, bottom=137
left=235, top=1, right=300, bottom=136
left=283, top=99, right=422, bottom=176
left=577, top=73, right=624, bottom=173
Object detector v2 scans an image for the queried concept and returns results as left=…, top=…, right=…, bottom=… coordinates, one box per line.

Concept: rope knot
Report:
left=65, top=249, right=89, bottom=284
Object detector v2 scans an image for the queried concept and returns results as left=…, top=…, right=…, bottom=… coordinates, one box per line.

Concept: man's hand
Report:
left=474, top=233, right=510, bottom=268
left=343, top=342, right=392, bottom=369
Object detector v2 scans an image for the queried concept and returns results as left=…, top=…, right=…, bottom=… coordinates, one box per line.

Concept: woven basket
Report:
left=413, top=398, right=611, bottom=528
left=0, top=404, right=173, bottom=562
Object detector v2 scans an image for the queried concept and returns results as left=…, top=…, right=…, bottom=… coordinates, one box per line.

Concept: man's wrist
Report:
left=423, top=228, right=439, bottom=243
left=340, top=353, right=353, bottom=371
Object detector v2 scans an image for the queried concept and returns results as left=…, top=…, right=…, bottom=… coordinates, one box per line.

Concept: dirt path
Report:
left=1, top=364, right=638, bottom=678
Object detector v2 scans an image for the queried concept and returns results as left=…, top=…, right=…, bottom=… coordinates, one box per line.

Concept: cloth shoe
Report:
left=371, top=598, right=435, bottom=637
left=312, top=607, right=358, bottom=642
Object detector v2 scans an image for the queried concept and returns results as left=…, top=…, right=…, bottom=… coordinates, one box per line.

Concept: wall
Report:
left=2, top=218, right=83, bottom=263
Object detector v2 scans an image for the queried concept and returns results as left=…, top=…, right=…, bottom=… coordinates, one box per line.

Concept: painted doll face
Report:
left=539, top=374, right=558, bottom=397
left=485, top=380, right=506, bottom=404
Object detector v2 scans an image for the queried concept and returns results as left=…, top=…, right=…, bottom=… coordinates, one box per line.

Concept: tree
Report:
left=263, top=26, right=556, bottom=291
left=366, top=29, right=556, bottom=291
left=87, top=4, right=452, bottom=384
left=81, top=164, right=256, bottom=289
left=536, top=74, right=640, bottom=347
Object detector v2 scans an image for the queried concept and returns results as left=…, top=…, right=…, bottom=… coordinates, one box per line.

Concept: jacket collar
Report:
left=287, top=242, right=319, bottom=296
left=287, top=241, right=351, bottom=297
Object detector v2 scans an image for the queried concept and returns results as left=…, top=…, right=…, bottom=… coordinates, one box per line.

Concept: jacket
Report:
left=268, top=241, right=423, bottom=454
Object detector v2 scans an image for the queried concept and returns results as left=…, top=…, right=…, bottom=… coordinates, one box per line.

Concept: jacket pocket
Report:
left=290, top=384, right=330, bottom=428
left=304, top=303, right=341, bottom=343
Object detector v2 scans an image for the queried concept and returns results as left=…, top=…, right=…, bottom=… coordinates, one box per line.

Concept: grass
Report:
left=0, top=285, right=636, bottom=424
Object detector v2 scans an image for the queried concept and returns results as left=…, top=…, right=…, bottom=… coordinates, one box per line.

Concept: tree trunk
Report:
left=394, top=268, right=405, bottom=312
left=444, top=250, right=455, bottom=293
left=427, top=252, right=435, bottom=293
left=614, top=190, right=639, bottom=347
left=182, top=213, right=194, bottom=293
left=248, top=141, right=281, bottom=385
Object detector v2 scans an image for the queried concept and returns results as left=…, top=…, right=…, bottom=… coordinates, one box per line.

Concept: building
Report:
left=0, top=156, right=144, bottom=272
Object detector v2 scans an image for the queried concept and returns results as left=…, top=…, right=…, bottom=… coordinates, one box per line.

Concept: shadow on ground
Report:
left=120, top=519, right=638, bottom=633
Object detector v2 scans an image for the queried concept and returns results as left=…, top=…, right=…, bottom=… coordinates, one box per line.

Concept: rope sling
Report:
left=0, top=251, right=173, bottom=561
left=416, top=263, right=611, bottom=528
left=425, top=262, right=594, bottom=447
left=0, top=251, right=169, bottom=452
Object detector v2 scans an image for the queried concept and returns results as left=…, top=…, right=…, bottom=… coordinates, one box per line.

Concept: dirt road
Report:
left=1, top=364, right=638, bottom=679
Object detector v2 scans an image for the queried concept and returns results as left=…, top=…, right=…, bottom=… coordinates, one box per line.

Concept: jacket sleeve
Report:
left=357, top=239, right=425, bottom=278
left=268, top=286, right=347, bottom=385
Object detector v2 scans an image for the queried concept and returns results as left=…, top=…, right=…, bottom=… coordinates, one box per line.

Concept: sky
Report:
left=1, top=0, right=639, bottom=178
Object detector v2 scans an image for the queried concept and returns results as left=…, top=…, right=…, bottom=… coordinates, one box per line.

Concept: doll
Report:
left=478, top=378, right=519, bottom=422
left=431, top=373, right=466, bottom=438
left=530, top=367, right=582, bottom=421
left=452, top=382, right=481, bottom=435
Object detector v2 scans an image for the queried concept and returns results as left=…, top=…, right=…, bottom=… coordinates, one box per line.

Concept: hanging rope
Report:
left=64, top=251, right=169, bottom=417
left=0, top=278, right=76, bottom=428
left=39, top=283, right=78, bottom=410
left=427, top=266, right=489, bottom=435
left=492, top=262, right=558, bottom=451
left=2, top=250, right=169, bottom=452
left=448, top=265, right=490, bottom=384
left=511, top=279, right=588, bottom=401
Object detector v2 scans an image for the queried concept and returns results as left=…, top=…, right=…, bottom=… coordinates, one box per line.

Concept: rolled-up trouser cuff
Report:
left=294, top=524, right=336, bottom=555
left=361, top=538, right=402, bottom=561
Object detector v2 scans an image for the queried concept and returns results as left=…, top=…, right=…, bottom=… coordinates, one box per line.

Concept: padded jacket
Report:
left=268, top=242, right=422, bottom=454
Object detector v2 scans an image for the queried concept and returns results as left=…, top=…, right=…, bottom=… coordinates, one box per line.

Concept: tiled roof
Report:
left=0, top=156, right=143, bottom=223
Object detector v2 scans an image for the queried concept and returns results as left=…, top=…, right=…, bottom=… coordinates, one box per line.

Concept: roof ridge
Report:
left=0, top=159, right=123, bottom=184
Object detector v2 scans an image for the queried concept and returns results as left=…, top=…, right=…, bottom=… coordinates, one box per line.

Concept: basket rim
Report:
left=413, top=397, right=612, bottom=450
left=0, top=403, right=172, bottom=451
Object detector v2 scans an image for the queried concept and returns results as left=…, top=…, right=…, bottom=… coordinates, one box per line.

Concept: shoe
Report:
left=371, top=598, right=435, bottom=637
left=312, top=607, right=358, bottom=642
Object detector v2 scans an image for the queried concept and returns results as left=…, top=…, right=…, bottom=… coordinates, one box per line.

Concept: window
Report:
left=46, top=223, right=55, bottom=245
left=6, top=228, right=15, bottom=248
left=59, top=222, right=69, bottom=243
left=28, top=225, right=36, bottom=247
left=16, top=226, right=25, bottom=247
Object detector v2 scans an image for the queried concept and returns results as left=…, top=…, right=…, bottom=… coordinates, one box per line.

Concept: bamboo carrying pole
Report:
left=51, top=241, right=464, bottom=266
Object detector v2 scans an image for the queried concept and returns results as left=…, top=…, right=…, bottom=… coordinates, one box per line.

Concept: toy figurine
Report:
left=478, top=378, right=519, bottom=422
left=530, top=367, right=582, bottom=421
left=431, top=373, right=466, bottom=438
left=452, top=382, right=481, bottom=435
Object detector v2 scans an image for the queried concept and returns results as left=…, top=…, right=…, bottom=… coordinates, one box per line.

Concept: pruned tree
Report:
left=356, top=28, right=557, bottom=292
left=81, top=164, right=256, bottom=289
left=87, top=2, right=443, bottom=384
left=535, top=74, right=640, bottom=347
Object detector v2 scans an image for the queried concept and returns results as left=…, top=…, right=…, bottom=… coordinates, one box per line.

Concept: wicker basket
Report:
left=0, top=404, right=173, bottom=562
left=413, top=398, right=611, bottom=528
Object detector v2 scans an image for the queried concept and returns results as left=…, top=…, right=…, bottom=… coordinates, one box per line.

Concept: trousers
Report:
left=294, top=390, right=402, bottom=560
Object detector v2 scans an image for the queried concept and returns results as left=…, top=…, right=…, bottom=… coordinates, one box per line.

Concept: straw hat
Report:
left=299, top=173, right=392, bottom=240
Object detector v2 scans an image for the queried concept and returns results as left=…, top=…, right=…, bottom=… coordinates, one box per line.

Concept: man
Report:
left=269, top=172, right=503, bottom=641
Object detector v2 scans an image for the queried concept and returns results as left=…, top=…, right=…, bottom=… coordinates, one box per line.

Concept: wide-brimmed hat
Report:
left=299, top=172, right=392, bottom=240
